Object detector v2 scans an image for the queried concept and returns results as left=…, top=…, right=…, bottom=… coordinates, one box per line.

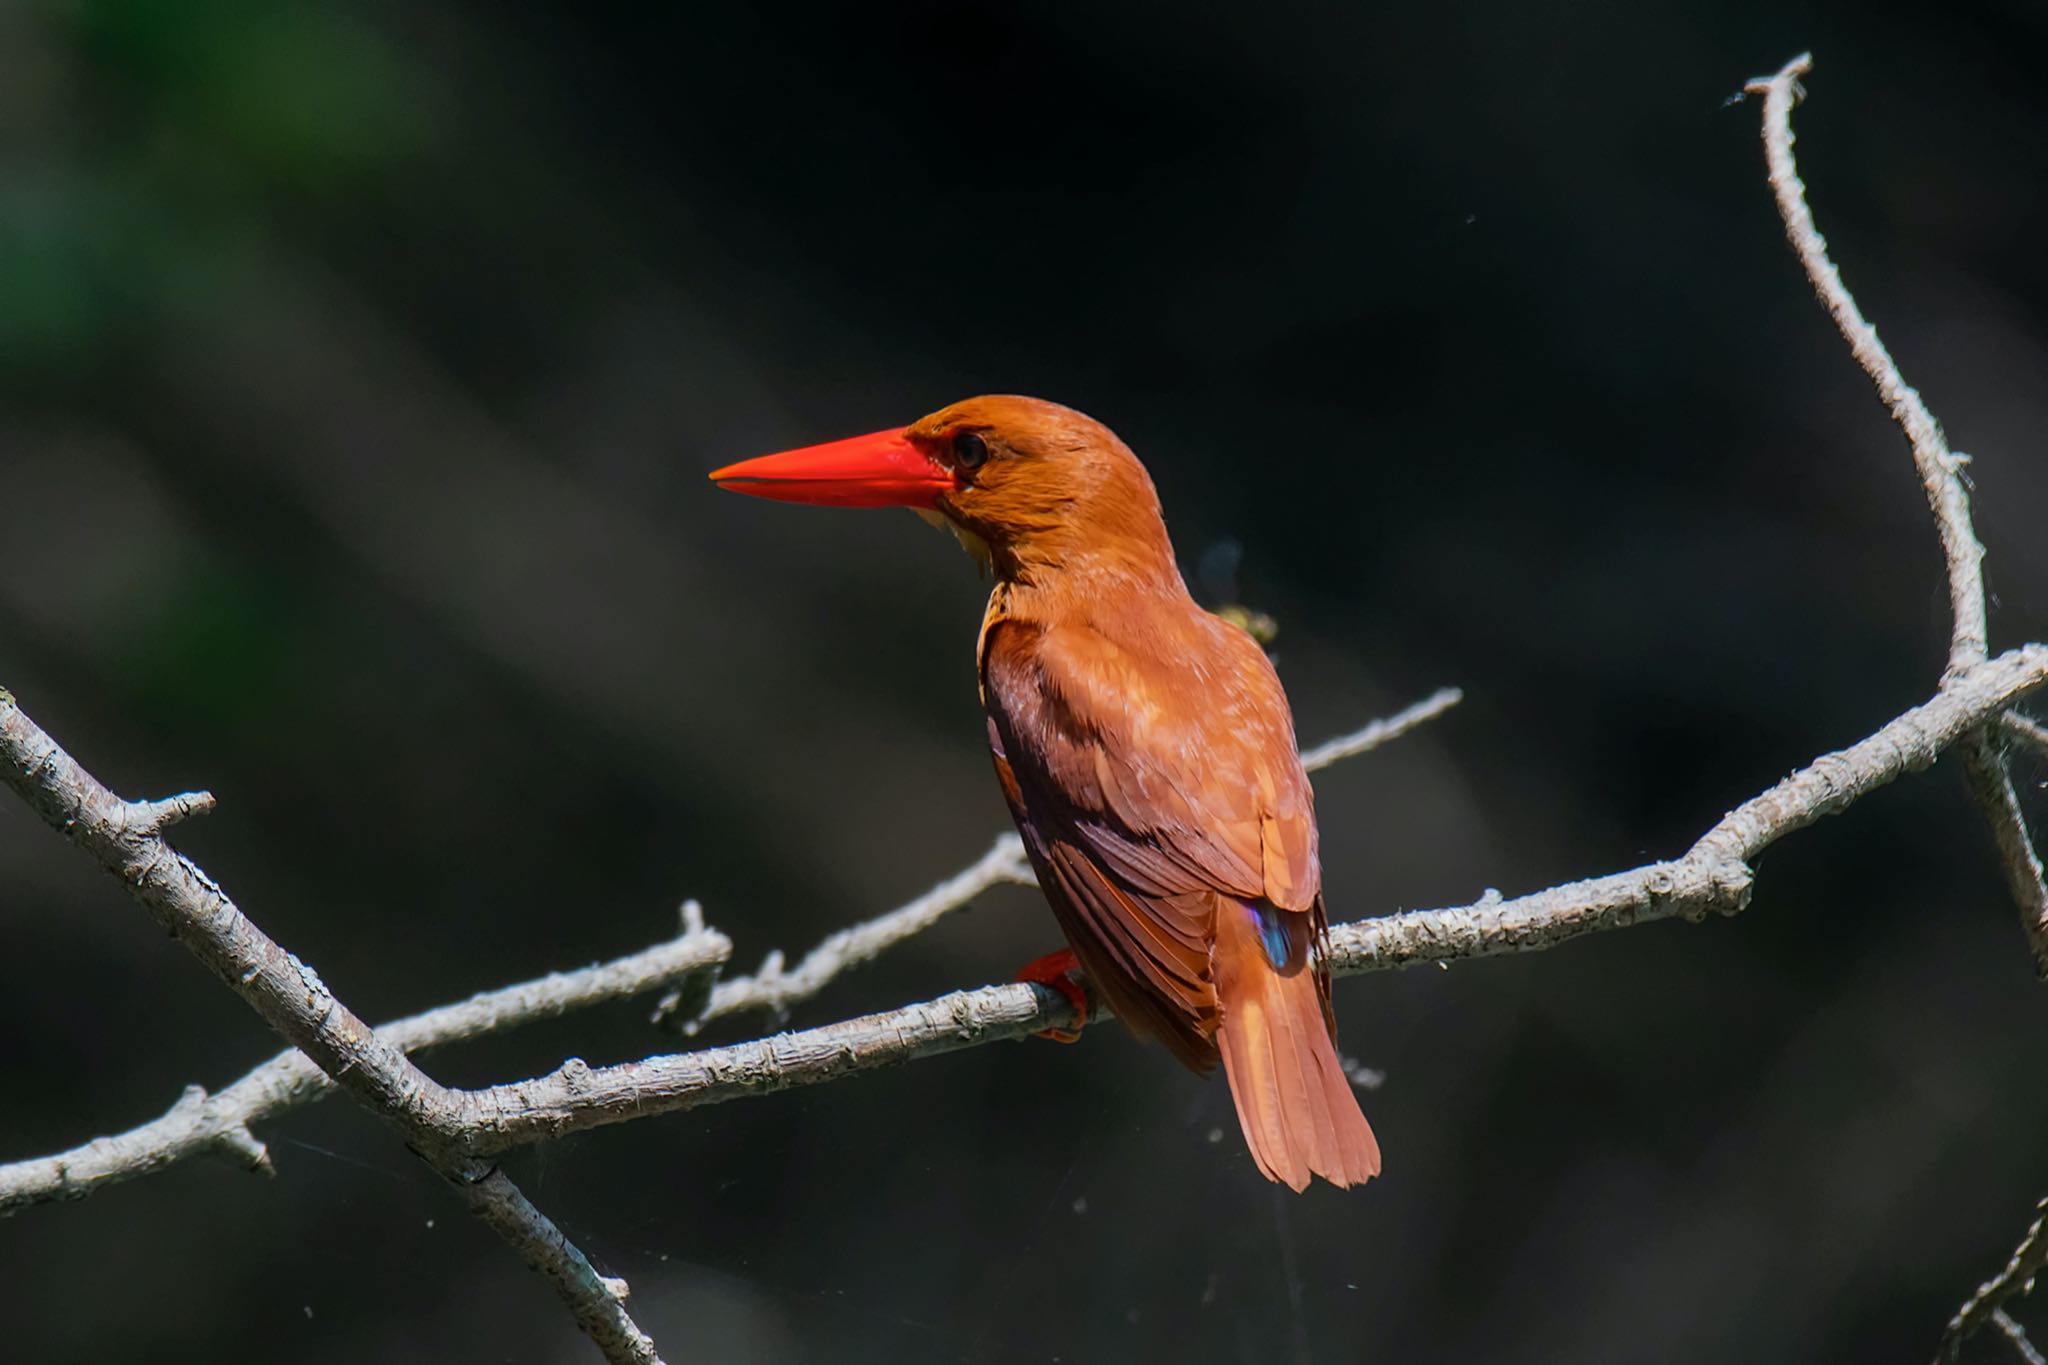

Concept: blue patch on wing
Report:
left=1243, top=900, right=1292, bottom=970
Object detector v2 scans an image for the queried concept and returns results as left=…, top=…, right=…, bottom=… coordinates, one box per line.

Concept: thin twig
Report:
left=664, top=687, right=1464, bottom=1032
left=1964, top=731, right=2048, bottom=973
left=2003, top=712, right=2048, bottom=763
left=449, top=1161, right=662, bottom=1364
left=1299, top=686, right=1465, bottom=773
left=1943, top=1197, right=2048, bottom=1364
left=0, top=693, right=667, bottom=1365
left=1995, top=1310, right=2048, bottom=1365
left=1746, top=53, right=1986, bottom=669
left=1747, top=52, right=2048, bottom=979
left=0, top=917, right=729, bottom=1215
left=1745, top=51, right=2048, bottom=1359
left=660, top=835, right=1031, bottom=1030
left=124, top=790, right=217, bottom=833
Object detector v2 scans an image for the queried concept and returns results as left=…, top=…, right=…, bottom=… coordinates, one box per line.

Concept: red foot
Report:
left=1014, top=948, right=1088, bottom=1042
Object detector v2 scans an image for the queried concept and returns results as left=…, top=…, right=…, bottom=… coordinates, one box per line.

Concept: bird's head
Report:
left=710, top=395, right=1175, bottom=583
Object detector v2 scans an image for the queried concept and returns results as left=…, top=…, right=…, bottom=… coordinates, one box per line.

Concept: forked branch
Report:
left=1741, top=50, right=2048, bottom=1361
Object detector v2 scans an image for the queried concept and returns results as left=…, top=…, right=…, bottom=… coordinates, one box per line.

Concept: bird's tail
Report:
left=1212, top=900, right=1380, bottom=1191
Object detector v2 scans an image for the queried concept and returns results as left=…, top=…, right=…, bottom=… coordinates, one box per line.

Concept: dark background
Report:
left=5, top=1, right=2048, bottom=1361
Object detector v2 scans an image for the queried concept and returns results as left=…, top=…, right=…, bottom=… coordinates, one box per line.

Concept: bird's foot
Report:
left=1014, top=948, right=1089, bottom=1043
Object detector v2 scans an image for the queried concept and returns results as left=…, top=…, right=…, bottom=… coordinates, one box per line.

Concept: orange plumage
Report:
left=711, top=395, right=1379, bottom=1190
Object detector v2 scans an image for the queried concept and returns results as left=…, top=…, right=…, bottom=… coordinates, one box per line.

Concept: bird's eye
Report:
left=952, top=430, right=989, bottom=471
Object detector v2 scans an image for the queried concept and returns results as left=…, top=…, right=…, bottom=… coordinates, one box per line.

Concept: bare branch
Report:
left=1995, top=1311, right=2048, bottom=1365
left=1746, top=52, right=2048, bottom=978
left=0, top=921, right=729, bottom=1216
left=1745, top=51, right=2048, bottom=1358
left=4, top=686, right=1460, bottom=1213
left=1299, top=686, right=1465, bottom=773
left=663, top=687, right=1464, bottom=1032
left=662, top=834, right=1031, bottom=1030
left=0, top=693, right=669, bottom=1364
left=1746, top=53, right=1986, bottom=669
left=0, top=696, right=465, bottom=1120
left=6, top=652, right=2043, bottom=1194
left=403, top=647, right=2048, bottom=1156
left=448, top=1160, right=663, bottom=1365
left=1964, top=731, right=2048, bottom=974
left=2004, top=712, right=2048, bottom=763
left=1942, top=1196, right=2048, bottom=1363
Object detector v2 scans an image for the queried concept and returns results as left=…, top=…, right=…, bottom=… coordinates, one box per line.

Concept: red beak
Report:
left=708, top=426, right=954, bottom=509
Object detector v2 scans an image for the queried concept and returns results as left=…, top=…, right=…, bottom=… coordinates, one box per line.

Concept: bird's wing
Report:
left=981, top=614, right=1323, bottom=1068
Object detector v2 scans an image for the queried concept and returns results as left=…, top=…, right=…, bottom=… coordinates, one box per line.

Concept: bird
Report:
left=709, top=395, right=1379, bottom=1191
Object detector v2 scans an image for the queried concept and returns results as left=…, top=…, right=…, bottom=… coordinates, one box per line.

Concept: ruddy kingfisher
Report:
left=709, top=395, right=1379, bottom=1190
